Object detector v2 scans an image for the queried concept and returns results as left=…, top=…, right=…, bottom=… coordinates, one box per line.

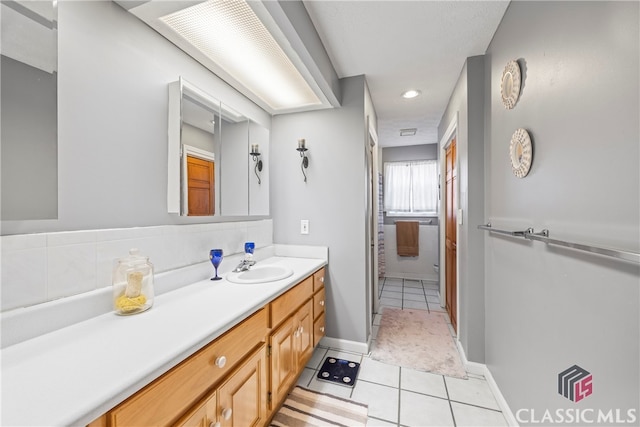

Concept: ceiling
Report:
left=119, top=0, right=509, bottom=148
left=303, top=1, right=510, bottom=147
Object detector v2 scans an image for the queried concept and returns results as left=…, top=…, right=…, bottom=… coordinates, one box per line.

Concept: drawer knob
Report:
left=319, top=300, right=325, bottom=306
left=215, top=356, right=227, bottom=368
left=222, top=408, right=233, bottom=420
left=320, top=277, right=324, bottom=283
left=320, top=326, right=325, bottom=333
left=210, top=422, right=221, bottom=427
left=299, top=326, right=304, bottom=334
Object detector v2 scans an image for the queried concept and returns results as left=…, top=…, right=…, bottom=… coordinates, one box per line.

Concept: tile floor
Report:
left=378, top=277, right=444, bottom=313
left=295, top=277, right=509, bottom=427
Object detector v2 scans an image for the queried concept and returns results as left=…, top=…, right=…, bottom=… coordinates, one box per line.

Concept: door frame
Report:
left=365, top=116, right=380, bottom=344
left=438, top=113, right=459, bottom=335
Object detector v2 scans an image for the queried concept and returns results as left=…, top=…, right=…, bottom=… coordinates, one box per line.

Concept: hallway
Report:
left=294, top=277, right=508, bottom=426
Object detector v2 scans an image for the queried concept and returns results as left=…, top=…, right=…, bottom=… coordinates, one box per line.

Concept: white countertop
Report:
left=1, top=256, right=326, bottom=426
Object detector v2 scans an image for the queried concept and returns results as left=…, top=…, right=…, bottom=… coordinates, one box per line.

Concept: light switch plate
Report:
left=300, top=220, right=309, bottom=234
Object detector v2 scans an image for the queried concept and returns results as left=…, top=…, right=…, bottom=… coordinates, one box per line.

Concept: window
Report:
left=384, top=160, right=438, bottom=215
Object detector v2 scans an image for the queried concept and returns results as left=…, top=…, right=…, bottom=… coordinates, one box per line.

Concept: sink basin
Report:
left=226, top=264, right=293, bottom=284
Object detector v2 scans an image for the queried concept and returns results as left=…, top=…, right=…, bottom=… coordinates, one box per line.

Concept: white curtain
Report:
left=384, top=162, right=411, bottom=212
left=384, top=160, right=437, bottom=214
left=412, top=160, right=438, bottom=213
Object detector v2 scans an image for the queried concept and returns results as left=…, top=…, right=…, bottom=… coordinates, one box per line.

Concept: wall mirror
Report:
left=169, top=77, right=269, bottom=217
left=220, top=105, right=249, bottom=216
left=1, top=0, right=58, bottom=220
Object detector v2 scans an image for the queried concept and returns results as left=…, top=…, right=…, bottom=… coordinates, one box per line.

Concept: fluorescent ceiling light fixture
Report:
left=160, top=0, right=321, bottom=111
left=401, top=89, right=421, bottom=99
left=400, top=128, right=417, bottom=136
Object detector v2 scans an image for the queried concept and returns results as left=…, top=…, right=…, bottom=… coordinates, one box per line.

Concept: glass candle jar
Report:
left=112, top=248, right=154, bottom=315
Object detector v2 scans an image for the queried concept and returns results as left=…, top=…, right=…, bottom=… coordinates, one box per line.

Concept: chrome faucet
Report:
left=233, top=259, right=256, bottom=272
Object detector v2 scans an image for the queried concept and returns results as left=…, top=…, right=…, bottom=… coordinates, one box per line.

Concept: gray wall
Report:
left=182, top=124, right=216, bottom=153
left=382, top=144, right=437, bottom=163
left=438, top=56, right=486, bottom=363
left=484, top=1, right=638, bottom=419
left=1, top=1, right=269, bottom=235
left=271, top=76, right=368, bottom=344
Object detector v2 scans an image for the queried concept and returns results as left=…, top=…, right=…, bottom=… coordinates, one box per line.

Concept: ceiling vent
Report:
left=400, top=128, right=417, bottom=136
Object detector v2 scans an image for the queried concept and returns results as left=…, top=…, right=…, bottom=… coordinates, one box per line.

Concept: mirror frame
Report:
left=168, top=77, right=222, bottom=216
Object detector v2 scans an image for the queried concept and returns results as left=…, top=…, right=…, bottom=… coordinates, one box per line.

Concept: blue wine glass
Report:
left=209, top=249, right=223, bottom=281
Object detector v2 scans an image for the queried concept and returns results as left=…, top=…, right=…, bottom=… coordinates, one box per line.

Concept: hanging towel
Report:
left=396, top=221, right=419, bottom=257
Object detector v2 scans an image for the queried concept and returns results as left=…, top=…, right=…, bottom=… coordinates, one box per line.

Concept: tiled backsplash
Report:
left=1, top=220, right=273, bottom=312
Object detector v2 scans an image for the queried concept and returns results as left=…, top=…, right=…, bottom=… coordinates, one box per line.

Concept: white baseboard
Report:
left=456, top=340, right=519, bottom=426
left=319, top=336, right=369, bottom=355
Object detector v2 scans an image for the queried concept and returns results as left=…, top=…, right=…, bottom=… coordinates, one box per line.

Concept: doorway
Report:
left=445, top=139, right=457, bottom=331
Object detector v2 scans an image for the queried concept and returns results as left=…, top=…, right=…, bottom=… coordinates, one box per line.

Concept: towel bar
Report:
left=479, top=223, right=640, bottom=264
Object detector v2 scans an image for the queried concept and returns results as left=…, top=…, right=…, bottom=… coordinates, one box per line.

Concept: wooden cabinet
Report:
left=175, top=390, right=217, bottom=427
left=106, top=309, right=266, bottom=427
left=218, top=345, right=267, bottom=427
left=312, top=268, right=326, bottom=348
left=175, top=345, right=267, bottom=427
left=89, top=265, right=327, bottom=427
left=270, top=299, right=313, bottom=408
left=268, top=268, right=325, bottom=415
left=313, top=268, right=325, bottom=292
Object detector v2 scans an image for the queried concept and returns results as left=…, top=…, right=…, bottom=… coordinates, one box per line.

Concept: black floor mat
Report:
left=316, top=357, right=361, bottom=387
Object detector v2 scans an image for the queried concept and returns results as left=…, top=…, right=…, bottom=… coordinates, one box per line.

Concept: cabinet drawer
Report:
left=313, top=313, right=325, bottom=348
left=270, top=277, right=313, bottom=328
left=109, top=309, right=267, bottom=427
left=313, top=287, right=325, bottom=319
left=313, top=268, right=325, bottom=292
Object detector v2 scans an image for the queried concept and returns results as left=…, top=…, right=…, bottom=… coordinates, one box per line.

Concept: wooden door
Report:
left=295, top=300, right=314, bottom=368
left=187, top=155, right=214, bottom=216
left=445, top=140, right=457, bottom=331
left=218, top=346, right=267, bottom=427
left=270, top=319, right=296, bottom=408
left=175, top=390, right=217, bottom=427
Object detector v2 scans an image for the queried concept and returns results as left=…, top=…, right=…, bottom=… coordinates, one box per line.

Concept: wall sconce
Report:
left=296, top=138, right=309, bottom=182
left=250, top=144, right=263, bottom=184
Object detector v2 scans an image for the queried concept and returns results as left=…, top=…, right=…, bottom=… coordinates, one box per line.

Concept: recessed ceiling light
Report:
left=400, top=128, right=417, bottom=136
left=402, top=89, right=422, bottom=99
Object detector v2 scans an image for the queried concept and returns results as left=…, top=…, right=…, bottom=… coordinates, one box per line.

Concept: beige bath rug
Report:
left=271, top=386, right=368, bottom=427
left=372, top=308, right=467, bottom=379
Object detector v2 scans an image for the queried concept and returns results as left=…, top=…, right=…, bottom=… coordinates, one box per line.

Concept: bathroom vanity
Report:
left=1, top=256, right=326, bottom=427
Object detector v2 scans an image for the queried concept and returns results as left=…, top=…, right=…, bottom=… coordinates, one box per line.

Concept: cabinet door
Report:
left=175, top=390, right=217, bottom=427
left=295, top=300, right=314, bottom=368
left=270, top=318, right=296, bottom=408
left=218, top=345, right=267, bottom=427
left=313, top=313, right=325, bottom=348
